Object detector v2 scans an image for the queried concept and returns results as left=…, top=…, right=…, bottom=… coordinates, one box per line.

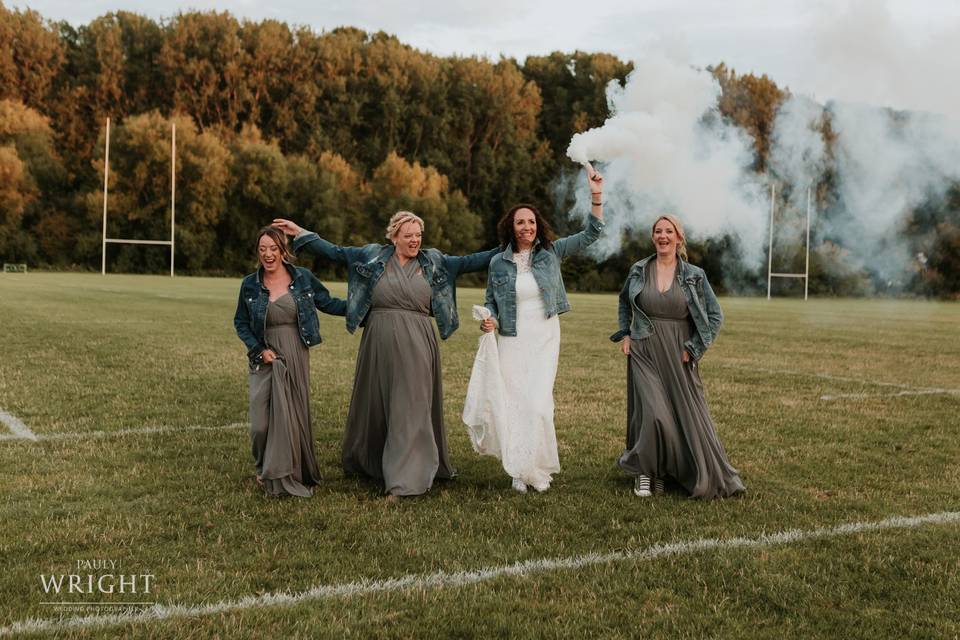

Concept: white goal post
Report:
left=766, top=184, right=812, bottom=300
left=100, top=117, right=176, bottom=276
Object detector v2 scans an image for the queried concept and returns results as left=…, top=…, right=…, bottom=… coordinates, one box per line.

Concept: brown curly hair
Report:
left=496, top=204, right=556, bottom=252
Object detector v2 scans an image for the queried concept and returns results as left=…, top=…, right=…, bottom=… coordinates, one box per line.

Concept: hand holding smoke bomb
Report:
left=584, top=161, right=603, bottom=195
left=585, top=162, right=604, bottom=220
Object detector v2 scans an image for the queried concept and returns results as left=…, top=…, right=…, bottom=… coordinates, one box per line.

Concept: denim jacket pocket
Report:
left=491, top=274, right=510, bottom=290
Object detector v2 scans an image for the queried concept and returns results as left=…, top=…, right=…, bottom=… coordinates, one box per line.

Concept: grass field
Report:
left=1, top=272, right=959, bottom=639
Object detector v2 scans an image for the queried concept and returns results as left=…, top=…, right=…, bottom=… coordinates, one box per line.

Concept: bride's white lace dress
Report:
left=464, top=249, right=560, bottom=490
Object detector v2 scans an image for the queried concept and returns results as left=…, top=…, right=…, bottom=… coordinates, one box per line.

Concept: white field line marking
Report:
left=820, top=389, right=960, bottom=401
left=0, top=422, right=245, bottom=443
left=718, top=364, right=960, bottom=398
left=0, top=409, right=38, bottom=441
left=2, top=510, right=958, bottom=637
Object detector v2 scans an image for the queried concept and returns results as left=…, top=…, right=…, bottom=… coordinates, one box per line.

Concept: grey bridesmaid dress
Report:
left=619, top=261, right=744, bottom=499
left=247, top=293, right=321, bottom=497
left=341, top=254, right=454, bottom=496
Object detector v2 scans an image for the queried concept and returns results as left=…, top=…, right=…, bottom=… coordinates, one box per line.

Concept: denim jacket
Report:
left=234, top=263, right=346, bottom=366
left=292, top=232, right=498, bottom=340
left=610, top=255, right=723, bottom=361
left=485, top=214, right=604, bottom=337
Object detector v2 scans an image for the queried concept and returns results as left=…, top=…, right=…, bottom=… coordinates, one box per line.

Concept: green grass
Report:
left=1, top=272, right=958, bottom=639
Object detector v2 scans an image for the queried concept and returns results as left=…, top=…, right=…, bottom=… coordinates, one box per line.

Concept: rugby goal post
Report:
left=766, top=184, right=812, bottom=300
left=100, top=117, right=177, bottom=276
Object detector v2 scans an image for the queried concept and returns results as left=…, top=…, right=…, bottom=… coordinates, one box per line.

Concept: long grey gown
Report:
left=619, top=261, right=745, bottom=499
left=341, top=254, right=454, bottom=496
left=248, top=293, right=321, bottom=497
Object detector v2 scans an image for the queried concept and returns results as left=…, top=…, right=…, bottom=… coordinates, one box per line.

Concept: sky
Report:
left=13, top=0, right=960, bottom=112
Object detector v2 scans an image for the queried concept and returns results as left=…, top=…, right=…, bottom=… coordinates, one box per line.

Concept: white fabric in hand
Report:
left=462, top=305, right=508, bottom=455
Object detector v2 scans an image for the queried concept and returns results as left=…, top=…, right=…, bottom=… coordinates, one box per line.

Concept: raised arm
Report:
left=553, top=214, right=605, bottom=259
left=273, top=218, right=352, bottom=265
left=554, top=163, right=605, bottom=259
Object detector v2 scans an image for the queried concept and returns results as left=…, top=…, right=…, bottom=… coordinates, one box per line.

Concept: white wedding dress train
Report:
left=463, top=251, right=561, bottom=490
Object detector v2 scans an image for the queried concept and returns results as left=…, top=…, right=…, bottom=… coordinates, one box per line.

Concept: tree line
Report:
left=1, top=4, right=957, bottom=296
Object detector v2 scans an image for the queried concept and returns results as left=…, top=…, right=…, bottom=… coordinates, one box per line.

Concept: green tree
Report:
left=287, top=151, right=363, bottom=247
left=160, top=12, right=249, bottom=133
left=436, top=57, right=551, bottom=234
left=51, top=12, right=165, bottom=185
left=87, top=111, right=229, bottom=273
left=218, top=125, right=289, bottom=271
left=366, top=151, right=484, bottom=255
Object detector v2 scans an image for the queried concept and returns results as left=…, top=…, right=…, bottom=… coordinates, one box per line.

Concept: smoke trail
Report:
left=566, top=52, right=767, bottom=262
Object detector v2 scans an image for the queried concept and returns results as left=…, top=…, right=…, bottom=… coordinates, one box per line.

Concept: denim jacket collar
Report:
left=365, top=244, right=437, bottom=282
left=501, top=240, right=541, bottom=264
left=255, top=262, right=298, bottom=288
left=632, top=254, right=691, bottom=282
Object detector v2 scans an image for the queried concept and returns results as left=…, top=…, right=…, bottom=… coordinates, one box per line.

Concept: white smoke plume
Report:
left=566, top=0, right=960, bottom=293
left=566, top=52, right=767, bottom=262
left=767, top=1, right=960, bottom=289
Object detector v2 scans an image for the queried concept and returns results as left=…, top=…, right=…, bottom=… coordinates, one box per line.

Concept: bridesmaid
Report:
left=273, top=213, right=497, bottom=498
left=611, top=215, right=744, bottom=499
left=233, top=226, right=346, bottom=497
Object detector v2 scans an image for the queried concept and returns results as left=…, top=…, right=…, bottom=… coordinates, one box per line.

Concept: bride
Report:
left=464, top=164, right=604, bottom=492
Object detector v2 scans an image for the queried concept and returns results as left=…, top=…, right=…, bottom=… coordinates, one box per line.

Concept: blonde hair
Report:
left=385, top=211, right=425, bottom=240
left=652, top=214, right=688, bottom=261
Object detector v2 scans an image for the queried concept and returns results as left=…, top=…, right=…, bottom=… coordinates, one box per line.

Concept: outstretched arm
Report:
left=444, top=246, right=500, bottom=277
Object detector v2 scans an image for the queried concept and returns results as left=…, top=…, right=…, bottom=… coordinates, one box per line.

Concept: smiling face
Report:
left=652, top=217, right=681, bottom=258
left=257, top=233, right=283, bottom=273
left=513, top=207, right=537, bottom=250
left=392, top=220, right=423, bottom=259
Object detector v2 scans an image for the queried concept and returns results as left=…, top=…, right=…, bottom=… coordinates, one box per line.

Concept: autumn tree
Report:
left=710, top=63, right=787, bottom=172
left=0, top=99, right=67, bottom=263
left=522, top=51, right=632, bottom=161
left=0, top=5, right=63, bottom=110
left=366, top=152, right=484, bottom=256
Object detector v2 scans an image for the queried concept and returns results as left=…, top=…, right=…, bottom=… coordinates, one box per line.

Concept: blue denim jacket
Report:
left=485, top=214, right=604, bottom=337
left=292, top=232, right=498, bottom=340
left=234, top=263, right=346, bottom=366
left=610, top=255, right=723, bottom=361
